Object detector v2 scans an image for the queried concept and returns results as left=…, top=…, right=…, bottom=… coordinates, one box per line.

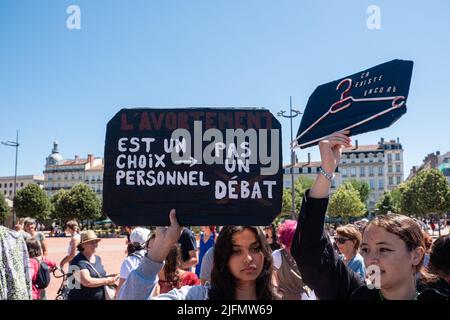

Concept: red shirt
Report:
left=159, top=271, right=201, bottom=294
left=29, top=256, right=57, bottom=300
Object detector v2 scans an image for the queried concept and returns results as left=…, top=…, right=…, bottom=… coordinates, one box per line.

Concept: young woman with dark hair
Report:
left=26, top=239, right=57, bottom=300
left=264, top=224, right=280, bottom=251
left=290, top=131, right=447, bottom=300
left=155, top=244, right=200, bottom=294
left=118, top=212, right=278, bottom=300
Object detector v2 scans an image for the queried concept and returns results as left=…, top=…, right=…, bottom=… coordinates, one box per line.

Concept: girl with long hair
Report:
left=118, top=212, right=277, bottom=300
left=290, top=131, right=447, bottom=300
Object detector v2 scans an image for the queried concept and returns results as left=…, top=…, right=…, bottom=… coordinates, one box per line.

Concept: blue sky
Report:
left=0, top=0, right=449, bottom=177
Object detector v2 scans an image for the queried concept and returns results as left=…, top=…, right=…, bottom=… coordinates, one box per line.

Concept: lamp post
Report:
left=277, top=97, right=302, bottom=219
left=2, top=130, right=19, bottom=226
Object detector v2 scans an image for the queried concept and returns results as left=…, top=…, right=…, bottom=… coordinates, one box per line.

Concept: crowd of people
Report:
left=1, top=132, right=449, bottom=300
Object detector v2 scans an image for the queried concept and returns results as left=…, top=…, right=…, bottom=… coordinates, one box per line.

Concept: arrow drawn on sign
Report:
left=174, top=157, right=198, bottom=167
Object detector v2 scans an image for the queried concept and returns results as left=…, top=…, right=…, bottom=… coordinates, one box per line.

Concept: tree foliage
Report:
left=14, top=183, right=51, bottom=219
left=0, top=193, right=9, bottom=224
left=52, top=184, right=101, bottom=223
left=328, top=184, right=366, bottom=224
left=344, top=179, right=370, bottom=206
left=375, top=191, right=397, bottom=215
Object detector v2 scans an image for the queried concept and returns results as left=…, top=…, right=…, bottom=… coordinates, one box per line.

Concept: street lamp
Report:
left=2, top=130, right=19, bottom=226
left=277, top=97, right=302, bottom=219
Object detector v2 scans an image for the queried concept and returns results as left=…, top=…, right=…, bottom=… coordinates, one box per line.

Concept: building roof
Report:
left=0, top=175, right=44, bottom=181
left=86, top=164, right=104, bottom=171
left=283, top=161, right=322, bottom=169
left=58, top=159, right=89, bottom=166
left=342, top=145, right=382, bottom=153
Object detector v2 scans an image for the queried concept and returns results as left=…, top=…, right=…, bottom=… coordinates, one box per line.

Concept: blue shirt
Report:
left=195, top=232, right=215, bottom=276
left=347, top=253, right=365, bottom=279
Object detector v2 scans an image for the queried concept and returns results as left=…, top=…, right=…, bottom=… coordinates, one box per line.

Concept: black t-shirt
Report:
left=67, top=252, right=107, bottom=300
left=178, top=228, right=197, bottom=263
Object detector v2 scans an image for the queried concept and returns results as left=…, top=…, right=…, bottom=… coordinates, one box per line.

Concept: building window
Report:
left=369, top=166, right=374, bottom=176
left=388, top=154, right=392, bottom=161
left=389, top=176, right=394, bottom=185
left=342, top=168, right=347, bottom=177
left=388, top=165, right=393, bottom=173
left=395, top=153, right=400, bottom=161
left=360, top=166, right=365, bottom=177
left=293, top=168, right=299, bottom=174
left=396, top=176, right=401, bottom=184
left=379, top=180, right=384, bottom=190
left=370, top=179, right=375, bottom=189
left=9, top=183, right=12, bottom=188
left=396, top=164, right=401, bottom=173
left=351, top=167, right=356, bottom=177
left=285, top=168, right=291, bottom=174
left=378, top=166, right=383, bottom=176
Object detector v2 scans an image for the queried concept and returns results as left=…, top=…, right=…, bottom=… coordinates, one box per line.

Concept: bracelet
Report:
left=318, top=166, right=335, bottom=181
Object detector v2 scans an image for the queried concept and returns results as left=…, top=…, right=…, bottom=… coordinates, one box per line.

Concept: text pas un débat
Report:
left=115, top=170, right=276, bottom=200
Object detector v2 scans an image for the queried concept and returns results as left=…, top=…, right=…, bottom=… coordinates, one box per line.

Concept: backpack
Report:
left=33, top=258, right=51, bottom=290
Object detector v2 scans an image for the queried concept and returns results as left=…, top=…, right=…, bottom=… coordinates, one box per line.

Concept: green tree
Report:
left=375, top=191, right=396, bottom=215
left=414, top=169, right=450, bottom=236
left=281, top=188, right=293, bottom=215
left=328, top=184, right=366, bottom=224
left=0, top=193, right=9, bottom=224
left=344, top=179, right=370, bottom=206
left=14, top=183, right=51, bottom=219
left=390, top=187, right=403, bottom=213
left=398, top=180, right=422, bottom=216
left=50, top=189, right=68, bottom=219
left=52, top=184, right=101, bottom=223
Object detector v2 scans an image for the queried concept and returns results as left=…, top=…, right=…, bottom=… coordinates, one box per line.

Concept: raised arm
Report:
left=291, top=132, right=365, bottom=300
left=117, top=210, right=184, bottom=300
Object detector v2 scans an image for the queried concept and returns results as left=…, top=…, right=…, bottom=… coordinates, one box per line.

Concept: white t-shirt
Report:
left=272, top=249, right=282, bottom=270
left=67, top=234, right=81, bottom=256
left=120, top=250, right=145, bottom=279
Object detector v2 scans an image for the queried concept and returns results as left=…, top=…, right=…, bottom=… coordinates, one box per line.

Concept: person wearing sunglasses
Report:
left=335, top=225, right=365, bottom=279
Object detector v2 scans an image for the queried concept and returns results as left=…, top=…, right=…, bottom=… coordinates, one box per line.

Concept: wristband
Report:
left=318, top=166, right=335, bottom=181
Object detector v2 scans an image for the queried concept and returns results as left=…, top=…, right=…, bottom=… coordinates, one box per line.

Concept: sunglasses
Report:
left=335, top=237, right=352, bottom=244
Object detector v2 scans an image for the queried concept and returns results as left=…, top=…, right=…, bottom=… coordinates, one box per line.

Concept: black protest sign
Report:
left=103, top=108, right=282, bottom=226
left=294, top=59, right=414, bottom=149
